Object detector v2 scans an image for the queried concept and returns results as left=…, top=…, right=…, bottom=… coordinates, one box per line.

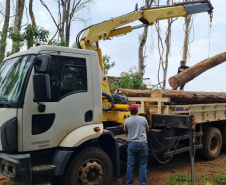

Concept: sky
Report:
left=3, top=0, right=226, bottom=92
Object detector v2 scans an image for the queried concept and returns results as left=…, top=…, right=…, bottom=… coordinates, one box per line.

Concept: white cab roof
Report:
left=4, top=45, right=97, bottom=60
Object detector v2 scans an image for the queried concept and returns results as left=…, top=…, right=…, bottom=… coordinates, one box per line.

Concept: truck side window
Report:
left=48, top=55, right=87, bottom=101
left=60, top=65, right=87, bottom=97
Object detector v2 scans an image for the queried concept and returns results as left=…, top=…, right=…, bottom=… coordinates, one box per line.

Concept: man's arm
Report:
left=178, top=67, right=182, bottom=73
left=144, top=118, right=150, bottom=133
left=124, top=122, right=128, bottom=134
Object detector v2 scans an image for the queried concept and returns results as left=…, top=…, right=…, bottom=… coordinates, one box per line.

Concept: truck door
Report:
left=22, top=53, right=94, bottom=151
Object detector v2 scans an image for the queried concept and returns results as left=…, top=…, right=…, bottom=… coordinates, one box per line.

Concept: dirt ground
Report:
left=1, top=152, right=226, bottom=185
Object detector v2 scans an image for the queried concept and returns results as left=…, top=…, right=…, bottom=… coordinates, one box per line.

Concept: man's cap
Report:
left=180, top=61, right=185, bottom=63
left=129, top=104, right=139, bottom=112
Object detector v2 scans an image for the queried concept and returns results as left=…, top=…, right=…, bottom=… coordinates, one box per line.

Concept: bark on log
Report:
left=169, top=52, right=226, bottom=89
left=151, top=89, right=226, bottom=104
left=115, top=88, right=152, bottom=97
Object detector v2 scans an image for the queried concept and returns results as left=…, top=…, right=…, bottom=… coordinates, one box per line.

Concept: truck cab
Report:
left=0, top=46, right=116, bottom=184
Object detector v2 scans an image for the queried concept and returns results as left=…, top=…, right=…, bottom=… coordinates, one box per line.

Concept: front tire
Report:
left=63, top=147, right=113, bottom=185
left=198, top=127, right=222, bottom=160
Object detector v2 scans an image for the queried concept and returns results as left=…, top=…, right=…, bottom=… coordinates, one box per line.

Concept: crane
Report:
left=76, top=0, right=213, bottom=123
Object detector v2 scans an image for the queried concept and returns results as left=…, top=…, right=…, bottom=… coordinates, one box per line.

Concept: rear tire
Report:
left=198, top=127, right=222, bottom=160
left=63, top=147, right=113, bottom=185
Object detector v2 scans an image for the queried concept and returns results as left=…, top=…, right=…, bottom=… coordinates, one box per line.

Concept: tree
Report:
left=9, top=25, right=49, bottom=52
left=138, top=0, right=155, bottom=78
left=103, top=55, right=115, bottom=75
left=182, top=0, right=195, bottom=63
left=29, top=0, right=36, bottom=26
left=40, top=0, right=93, bottom=47
left=155, top=0, right=177, bottom=89
left=118, top=68, right=143, bottom=90
left=12, top=0, right=25, bottom=53
left=0, top=0, right=10, bottom=62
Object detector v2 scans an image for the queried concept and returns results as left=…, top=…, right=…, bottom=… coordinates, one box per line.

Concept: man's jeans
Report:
left=127, top=142, right=148, bottom=185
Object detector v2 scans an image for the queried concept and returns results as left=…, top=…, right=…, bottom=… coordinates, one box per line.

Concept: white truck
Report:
left=0, top=1, right=214, bottom=184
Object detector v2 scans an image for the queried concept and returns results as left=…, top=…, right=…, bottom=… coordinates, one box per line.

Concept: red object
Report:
left=206, top=120, right=209, bottom=122
left=129, top=104, right=139, bottom=113
left=218, top=118, right=221, bottom=121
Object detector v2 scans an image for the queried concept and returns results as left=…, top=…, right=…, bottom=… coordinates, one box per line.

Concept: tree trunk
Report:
left=115, top=88, right=152, bottom=97
left=182, top=0, right=193, bottom=63
left=29, top=0, right=36, bottom=26
left=65, top=0, right=71, bottom=46
left=182, top=15, right=191, bottom=63
left=0, top=0, right=10, bottom=61
left=155, top=0, right=174, bottom=89
left=12, top=0, right=25, bottom=53
left=138, top=0, right=155, bottom=77
left=169, top=52, right=226, bottom=89
left=138, top=26, right=148, bottom=77
left=151, top=89, right=226, bottom=104
left=163, top=12, right=171, bottom=89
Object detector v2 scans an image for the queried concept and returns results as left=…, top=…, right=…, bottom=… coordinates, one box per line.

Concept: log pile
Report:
left=169, top=52, right=226, bottom=89
left=151, top=89, right=226, bottom=104
left=115, top=88, right=152, bottom=97
left=116, top=88, right=226, bottom=104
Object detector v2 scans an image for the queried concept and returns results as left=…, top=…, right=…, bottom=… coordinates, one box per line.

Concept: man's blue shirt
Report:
left=178, top=66, right=189, bottom=73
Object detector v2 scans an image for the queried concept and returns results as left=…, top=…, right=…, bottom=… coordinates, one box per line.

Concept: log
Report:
left=114, top=88, right=152, bottom=97
left=169, top=52, right=226, bottom=89
left=151, top=89, right=226, bottom=104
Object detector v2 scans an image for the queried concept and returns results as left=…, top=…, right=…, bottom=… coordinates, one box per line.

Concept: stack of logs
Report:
left=116, top=88, right=226, bottom=104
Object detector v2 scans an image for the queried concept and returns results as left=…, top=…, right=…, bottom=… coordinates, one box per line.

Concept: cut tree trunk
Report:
left=115, top=88, right=152, bottom=97
left=151, top=89, right=226, bottom=104
left=169, top=52, right=226, bottom=89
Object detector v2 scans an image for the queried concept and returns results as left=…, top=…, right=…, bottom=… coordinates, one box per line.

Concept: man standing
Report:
left=124, top=104, right=150, bottom=185
left=178, top=61, right=189, bottom=90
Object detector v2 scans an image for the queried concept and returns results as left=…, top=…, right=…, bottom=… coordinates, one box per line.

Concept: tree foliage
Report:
left=118, top=67, right=143, bottom=89
left=9, top=25, right=49, bottom=53
left=103, top=55, right=115, bottom=75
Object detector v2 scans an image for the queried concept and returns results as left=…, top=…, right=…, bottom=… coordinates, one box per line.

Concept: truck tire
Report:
left=199, top=127, right=222, bottom=160
left=63, top=147, right=113, bottom=185
left=221, top=126, right=226, bottom=152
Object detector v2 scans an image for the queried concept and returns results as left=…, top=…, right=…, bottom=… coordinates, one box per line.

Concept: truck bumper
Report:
left=0, top=153, right=31, bottom=182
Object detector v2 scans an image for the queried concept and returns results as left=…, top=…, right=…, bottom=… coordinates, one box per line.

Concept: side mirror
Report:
left=34, top=55, right=52, bottom=73
left=33, top=74, right=51, bottom=102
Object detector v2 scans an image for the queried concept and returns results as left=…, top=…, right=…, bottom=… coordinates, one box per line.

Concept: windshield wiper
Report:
left=0, top=97, right=11, bottom=108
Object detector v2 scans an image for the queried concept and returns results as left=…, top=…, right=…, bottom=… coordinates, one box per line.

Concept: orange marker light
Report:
left=94, top=127, right=101, bottom=132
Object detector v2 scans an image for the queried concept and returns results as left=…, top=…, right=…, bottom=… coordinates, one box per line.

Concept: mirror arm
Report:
left=38, top=102, right=46, bottom=112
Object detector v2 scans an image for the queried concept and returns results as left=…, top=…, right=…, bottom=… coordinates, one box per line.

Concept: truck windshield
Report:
left=0, top=55, right=33, bottom=103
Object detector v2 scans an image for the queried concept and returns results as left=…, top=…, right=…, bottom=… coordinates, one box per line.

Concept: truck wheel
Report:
left=199, top=127, right=222, bottom=160
left=221, top=126, right=226, bottom=152
left=63, top=147, right=113, bottom=185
